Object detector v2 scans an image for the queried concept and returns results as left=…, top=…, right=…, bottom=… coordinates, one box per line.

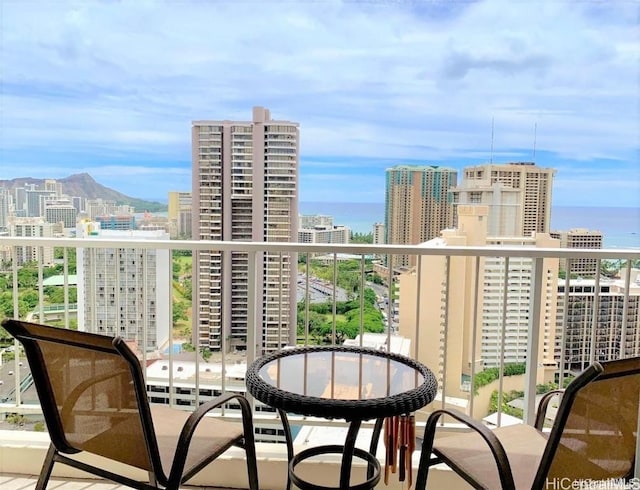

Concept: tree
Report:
left=366, top=272, right=384, bottom=285
left=44, top=285, right=77, bottom=304
left=17, top=264, right=38, bottom=289
left=350, top=232, right=373, bottom=244
left=19, top=289, right=39, bottom=311
left=53, top=247, right=76, bottom=273
left=173, top=301, right=188, bottom=325
left=600, top=260, right=619, bottom=278
left=173, top=261, right=182, bottom=280
left=182, top=279, right=192, bottom=299
left=297, top=310, right=326, bottom=336
left=201, top=347, right=212, bottom=362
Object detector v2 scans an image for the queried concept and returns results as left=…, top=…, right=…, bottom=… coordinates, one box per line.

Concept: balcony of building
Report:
left=0, top=236, right=639, bottom=489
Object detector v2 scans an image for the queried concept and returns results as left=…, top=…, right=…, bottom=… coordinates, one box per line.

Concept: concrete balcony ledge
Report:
left=0, top=430, right=465, bottom=489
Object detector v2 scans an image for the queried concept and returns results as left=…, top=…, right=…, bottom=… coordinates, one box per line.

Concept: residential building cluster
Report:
left=0, top=106, right=633, bottom=397
left=0, top=180, right=177, bottom=352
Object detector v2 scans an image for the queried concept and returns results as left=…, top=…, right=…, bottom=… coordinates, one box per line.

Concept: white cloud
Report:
left=0, top=0, right=638, bottom=206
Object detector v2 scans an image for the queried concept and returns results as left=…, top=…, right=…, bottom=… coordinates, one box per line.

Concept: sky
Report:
left=1, top=0, right=639, bottom=208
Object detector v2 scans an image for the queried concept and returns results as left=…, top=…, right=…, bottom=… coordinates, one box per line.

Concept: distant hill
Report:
left=0, top=173, right=167, bottom=213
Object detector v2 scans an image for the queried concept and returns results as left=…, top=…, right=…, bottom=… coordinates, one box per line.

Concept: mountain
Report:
left=0, top=173, right=167, bottom=212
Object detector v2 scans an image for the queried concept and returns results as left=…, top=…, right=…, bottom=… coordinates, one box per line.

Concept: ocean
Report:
left=299, top=202, right=640, bottom=249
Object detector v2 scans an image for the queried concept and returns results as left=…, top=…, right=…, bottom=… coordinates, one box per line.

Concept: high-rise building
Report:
left=299, top=214, right=333, bottom=229
left=86, top=199, right=134, bottom=219
left=14, top=186, right=27, bottom=215
left=0, top=188, right=10, bottom=230
left=453, top=162, right=555, bottom=237
left=298, top=215, right=349, bottom=244
left=25, top=189, right=56, bottom=217
left=397, top=206, right=559, bottom=407
left=76, top=221, right=171, bottom=352
left=550, top=228, right=603, bottom=277
left=556, top=270, right=640, bottom=371
left=71, top=196, right=85, bottom=214
left=298, top=225, right=349, bottom=244
left=168, top=191, right=192, bottom=238
left=450, top=181, right=521, bottom=236
left=372, top=223, right=385, bottom=245
left=95, top=215, right=136, bottom=230
left=192, top=106, right=299, bottom=353
left=44, top=197, right=78, bottom=229
left=8, top=217, right=56, bottom=266
left=43, top=179, right=63, bottom=195
left=384, top=165, right=457, bottom=268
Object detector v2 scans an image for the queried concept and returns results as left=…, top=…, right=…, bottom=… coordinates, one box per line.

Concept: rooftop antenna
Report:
left=490, top=116, right=495, bottom=164
left=532, top=122, right=537, bottom=162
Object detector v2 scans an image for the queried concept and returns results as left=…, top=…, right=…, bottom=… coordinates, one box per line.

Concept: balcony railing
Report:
left=0, top=235, right=639, bottom=487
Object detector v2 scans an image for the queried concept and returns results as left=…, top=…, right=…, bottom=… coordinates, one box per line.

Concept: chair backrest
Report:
left=2, top=319, right=162, bottom=474
left=534, top=357, right=640, bottom=488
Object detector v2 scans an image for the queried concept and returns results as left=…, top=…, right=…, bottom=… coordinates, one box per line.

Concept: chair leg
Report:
left=244, top=436, right=260, bottom=490
left=148, top=471, right=158, bottom=488
left=414, top=413, right=442, bottom=490
left=35, top=443, right=57, bottom=490
left=415, top=452, right=442, bottom=490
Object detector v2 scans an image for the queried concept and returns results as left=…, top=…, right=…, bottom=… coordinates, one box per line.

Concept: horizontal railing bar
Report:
left=1, top=236, right=638, bottom=259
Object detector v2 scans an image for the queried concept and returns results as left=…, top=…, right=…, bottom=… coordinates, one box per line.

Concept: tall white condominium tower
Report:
left=452, top=162, right=556, bottom=237
left=76, top=222, right=171, bottom=352
left=385, top=165, right=457, bottom=268
left=192, top=106, right=299, bottom=353
left=0, top=188, right=10, bottom=230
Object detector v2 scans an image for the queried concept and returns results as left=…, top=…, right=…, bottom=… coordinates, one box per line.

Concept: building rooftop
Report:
left=42, top=275, right=78, bottom=286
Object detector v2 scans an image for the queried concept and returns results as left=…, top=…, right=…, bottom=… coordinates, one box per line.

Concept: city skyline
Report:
left=1, top=1, right=638, bottom=208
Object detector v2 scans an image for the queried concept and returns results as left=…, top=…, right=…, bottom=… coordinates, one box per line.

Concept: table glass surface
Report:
left=257, top=350, right=425, bottom=401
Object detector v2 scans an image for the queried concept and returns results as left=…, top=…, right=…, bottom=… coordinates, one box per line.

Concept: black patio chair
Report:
left=416, top=357, right=640, bottom=489
left=2, top=318, right=259, bottom=490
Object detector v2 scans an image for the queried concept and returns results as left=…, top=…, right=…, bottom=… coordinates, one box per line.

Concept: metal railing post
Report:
left=523, top=256, right=544, bottom=425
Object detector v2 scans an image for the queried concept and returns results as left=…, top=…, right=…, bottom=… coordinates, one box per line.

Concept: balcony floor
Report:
left=0, top=474, right=237, bottom=490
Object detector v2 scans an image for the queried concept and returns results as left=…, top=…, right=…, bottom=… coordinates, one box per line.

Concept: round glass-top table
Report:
left=246, top=345, right=437, bottom=490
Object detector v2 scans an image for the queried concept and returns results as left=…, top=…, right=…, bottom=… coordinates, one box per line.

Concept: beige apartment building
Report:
left=168, top=191, right=192, bottom=238
left=384, top=165, right=457, bottom=268
left=372, top=222, right=384, bottom=244
left=550, top=228, right=603, bottom=277
left=398, top=206, right=558, bottom=404
left=452, top=162, right=555, bottom=237
left=8, top=217, right=56, bottom=266
left=192, top=107, right=299, bottom=353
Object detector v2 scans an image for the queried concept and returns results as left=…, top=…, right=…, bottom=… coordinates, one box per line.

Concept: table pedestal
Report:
left=280, top=409, right=385, bottom=490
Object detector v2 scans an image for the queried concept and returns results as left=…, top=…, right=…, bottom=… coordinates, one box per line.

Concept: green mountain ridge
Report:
left=0, top=173, right=167, bottom=213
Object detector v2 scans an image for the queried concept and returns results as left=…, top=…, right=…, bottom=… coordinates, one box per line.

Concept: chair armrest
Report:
left=534, top=389, right=564, bottom=430
left=176, top=391, right=254, bottom=448
left=168, top=392, right=254, bottom=483
left=419, top=408, right=516, bottom=490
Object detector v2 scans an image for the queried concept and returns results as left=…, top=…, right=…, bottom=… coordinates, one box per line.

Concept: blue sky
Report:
left=1, top=0, right=639, bottom=208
